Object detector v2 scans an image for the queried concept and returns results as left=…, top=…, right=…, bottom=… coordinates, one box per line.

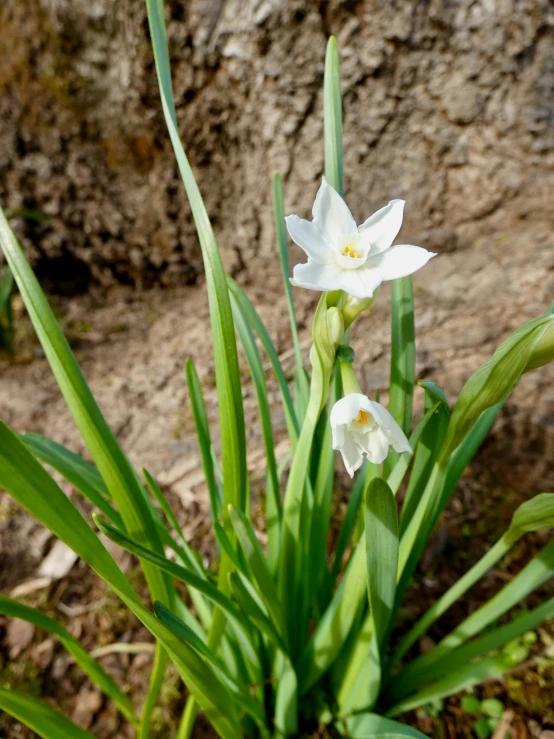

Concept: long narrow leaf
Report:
left=0, top=689, right=96, bottom=739
left=0, top=421, right=241, bottom=737
left=230, top=301, right=282, bottom=572
left=390, top=537, right=554, bottom=700
left=273, top=172, right=304, bottom=377
left=387, top=277, right=415, bottom=437
left=227, top=276, right=299, bottom=441
left=0, top=596, right=137, bottom=726
left=21, top=432, right=123, bottom=528
left=324, top=36, right=343, bottom=194
left=0, top=208, right=172, bottom=734
left=184, top=359, right=222, bottom=522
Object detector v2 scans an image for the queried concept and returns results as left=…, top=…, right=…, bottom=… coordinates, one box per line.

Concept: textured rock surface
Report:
left=1, top=0, right=554, bottom=290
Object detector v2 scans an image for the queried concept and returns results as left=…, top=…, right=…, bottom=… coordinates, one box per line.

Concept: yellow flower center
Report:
left=343, top=244, right=359, bottom=259
left=354, top=409, right=369, bottom=425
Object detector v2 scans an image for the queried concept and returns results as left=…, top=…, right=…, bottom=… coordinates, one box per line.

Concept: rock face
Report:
left=1, top=0, right=554, bottom=292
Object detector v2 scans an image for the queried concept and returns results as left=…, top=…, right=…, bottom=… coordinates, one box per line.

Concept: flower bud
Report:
left=342, top=293, right=377, bottom=329
left=524, top=318, right=554, bottom=372
left=327, top=306, right=344, bottom=347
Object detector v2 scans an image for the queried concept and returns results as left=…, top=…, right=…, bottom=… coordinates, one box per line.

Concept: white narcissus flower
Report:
left=286, top=177, right=436, bottom=299
left=330, top=393, right=412, bottom=476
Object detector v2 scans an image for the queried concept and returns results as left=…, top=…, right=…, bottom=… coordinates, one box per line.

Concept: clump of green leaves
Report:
left=1, top=4, right=554, bottom=739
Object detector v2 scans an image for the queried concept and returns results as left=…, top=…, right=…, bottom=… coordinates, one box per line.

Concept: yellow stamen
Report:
left=342, top=243, right=359, bottom=259
left=355, top=409, right=369, bottom=425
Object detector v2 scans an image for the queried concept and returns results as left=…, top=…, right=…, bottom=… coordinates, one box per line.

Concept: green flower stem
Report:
left=176, top=695, right=197, bottom=739
left=139, top=646, right=169, bottom=739
left=389, top=532, right=515, bottom=670
left=396, top=462, right=445, bottom=582
left=279, top=358, right=328, bottom=657
left=340, top=360, right=362, bottom=395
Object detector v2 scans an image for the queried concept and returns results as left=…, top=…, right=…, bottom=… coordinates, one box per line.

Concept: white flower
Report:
left=286, top=177, right=436, bottom=299
left=330, top=393, right=412, bottom=476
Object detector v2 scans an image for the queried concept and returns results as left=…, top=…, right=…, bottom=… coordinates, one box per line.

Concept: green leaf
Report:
left=510, top=492, right=554, bottom=533
left=228, top=505, right=284, bottom=640
left=155, top=603, right=267, bottom=727
left=388, top=276, right=416, bottom=437
left=366, top=479, right=399, bottom=655
left=390, top=537, right=554, bottom=699
left=386, top=653, right=513, bottom=717
left=297, top=537, right=366, bottom=694
left=227, top=276, right=299, bottom=442
left=0, top=595, right=137, bottom=726
left=419, top=380, right=449, bottom=410
left=0, top=689, right=96, bottom=739
left=441, top=315, right=554, bottom=460
left=461, top=695, right=481, bottom=714
left=398, top=403, right=449, bottom=537
left=94, top=515, right=243, bottom=629
left=331, top=461, right=369, bottom=582
left=340, top=479, right=399, bottom=714
left=389, top=596, right=554, bottom=704
left=0, top=207, right=172, bottom=734
left=481, top=698, right=504, bottom=719
left=143, top=467, right=213, bottom=630
left=337, top=713, right=429, bottom=739
left=227, top=571, right=286, bottom=653
left=324, top=36, right=344, bottom=194
left=21, top=432, right=123, bottom=528
left=273, top=171, right=304, bottom=378
left=145, top=1, right=247, bottom=519
left=184, top=359, right=222, bottom=522
left=229, top=299, right=282, bottom=573
left=0, top=422, right=241, bottom=737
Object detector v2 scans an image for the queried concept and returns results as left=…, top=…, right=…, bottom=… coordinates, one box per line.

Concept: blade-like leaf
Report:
left=145, top=0, right=247, bottom=521
left=0, top=689, right=96, bottom=739
left=386, top=653, right=513, bottom=717
left=21, top=432, right=123, bottom=528
left=389, top=492, right=554, bottom=670
left=0, top=422, right=241, bottom=737
left=339, top=480, right=399, bottom=714
left=390, top=537, right=554, bottom=699
left=441, top=315, right=554, bottom=459
left=228, top=505, right=284, bottom=639
left=418, top=594, right=554, bottom=684
left=229, top=300, right=282, bottom=573
left=365, top=479, right=399, bottom=654
left=227, top=276, right=299, bottom=442
left=0, top=596, right=137, bottom=726
left=155, top=603, right=267, bottom=726
left=330, top=460, right=369, bottom=583
left=184, top=359, right=222, bottom=522
left=324, top=36, right=343, bottom=194
left=388, top=277, right=415, bottom=438
left=337, top=713, right=429, bottom=739
left=273, top=172, right=304, bottom=377
left=0, top=208, right=172, bottom=734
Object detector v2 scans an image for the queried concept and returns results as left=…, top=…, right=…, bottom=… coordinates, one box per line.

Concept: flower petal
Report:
left=361, top=428, right=391, bottom=465
left=285, top=215, right=335, bottom=265
left=331, top=393, right=367, bottom=428
left=364, top=245, right=436, bottom=281
left=339, top=435, right=365, bottom=477
left=358, top=199, right=405, bottom=255
left=365, top=400, right=412, bottom=454
left=312, top=177, right=357, bottom=243
left=335, top=267, right=383, bottom=300
left=292, top=260, right=343, bottom=293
